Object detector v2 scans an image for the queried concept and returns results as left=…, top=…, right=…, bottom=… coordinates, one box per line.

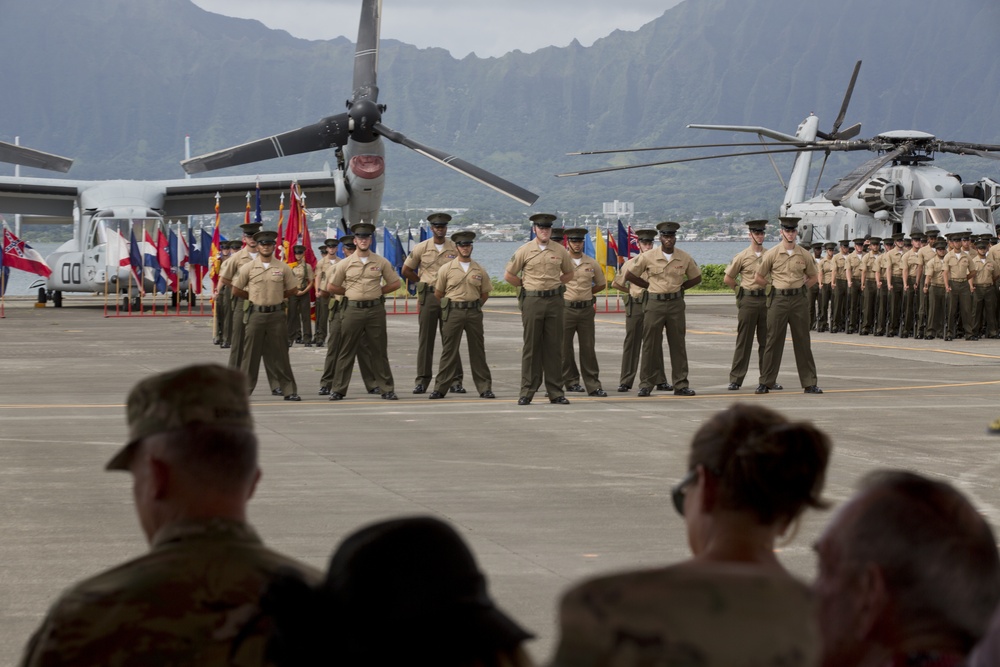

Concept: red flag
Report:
left=209, top=194, right=222, bottom=289
left=284, top=185, right=300, bottom=267
left=296, top=187, right=317, bottom=270
left=275, top=194, right=286, bottom=261
left=627, top=224, right=641, bottom=257
left=2, top=225, right=52, bottom=277
left=156, top=228, right=178, bottom=291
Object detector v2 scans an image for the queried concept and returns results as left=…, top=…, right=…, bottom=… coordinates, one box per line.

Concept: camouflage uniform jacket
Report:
left=20, top=518, right=321, bottom=667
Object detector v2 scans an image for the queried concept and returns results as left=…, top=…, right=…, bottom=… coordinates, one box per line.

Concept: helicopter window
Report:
left=912, top=210, right=924, bottom=229
left=928, top=208, right=952, bottom=224
left=973, top=209, right=992, bottom=224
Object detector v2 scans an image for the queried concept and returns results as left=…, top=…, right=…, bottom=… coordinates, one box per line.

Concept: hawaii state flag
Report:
left=2, top=224, right=52, bottom=278
left=143, top=230, right=167, bottom=293
left=156, top=228, right=178, bottom=291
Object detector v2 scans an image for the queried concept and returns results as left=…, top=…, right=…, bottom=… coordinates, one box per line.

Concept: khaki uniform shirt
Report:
left=724, top=247, right=766, bottom=287
left=832, top=253, right=847, bottom=281
left=564, top=255, right=607, bottom=301
left=756, top=244, right=817, bottom=289
left=902, top=249, right=922, bottom=281
left=926, top=256, right=948, bottom=286
left=630, top=247, right=701, bottom=294
left=290, top=262, right=314, bottom=291
left=436, top=258, right=492, bottom=302
left=314, top=255, right=332, bottom=288
left=329, top=253, right=400, bottom=301
left=884, top=248, right=904, bottom=278
left=860, top=252, right=880, bottom=283
left=848, top=252, right=863, bottom=280
left=219, top=247, right=252, bottom=283
left=612, top=256, right=648, bottom=299
left=918, top=245, right=937, bottom=271
left=19, top=519, right=322, bottom=667
left=820, top=257, right=836, bottom=286
left=403, top=239, right=459, bottom=284
left=233, top=257, right=296, bottom=306
left=506, top=241, right=574, bottom=291
left=988, top=244, right=1000, bottom=268
left=945, top=252, right=971, bottom=281
left=971, top=255, right=997, bottom=285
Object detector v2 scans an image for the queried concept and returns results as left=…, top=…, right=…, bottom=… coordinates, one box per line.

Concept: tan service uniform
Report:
left=831, top=252, right=848, bottom=331
left=884, top=247, right=905, bottom=336
left=233, top=256, right=298, bottom=396
left=819, top=254, right=836, bottom=332
left=328, top=253, right=400, bottom=396
left=924, top=254, right=948, bottom=339
left=631, top=248, right=701, bottom=391
left=846, top=251, right=864, bottom=332
left=404, top=238, right=461, bottom=389
left=286, top=261, right=314, bottom=344
left=756, top=244, right=818, bottom=389
left=917, top=243, right=938, bottom=337
left=901, top=248, right=922, bottom=337
left=971, top=253, right=998, bottom=338
left=313, top=254, right=332, bottom=344
left=612, top=258, right=663, bottom=389
left=944, top=251, right=973, bottom=339
left=223, top=248, right=280, bottom=391
left=561, top=255, right=607, bottom=394
left=433, top=258, right=493, bottom=396
left=725, top=246, right=768, bottom=386
left=860, top=251, right=881, bottom=334
left=506, top=241, right=575, bottom=401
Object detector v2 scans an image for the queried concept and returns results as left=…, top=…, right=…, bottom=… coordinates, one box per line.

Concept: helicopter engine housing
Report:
left=842, top=177, right=902, bottom=215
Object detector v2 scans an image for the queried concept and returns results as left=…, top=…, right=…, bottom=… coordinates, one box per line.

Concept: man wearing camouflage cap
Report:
left=19, top=364, right=321, bottom=666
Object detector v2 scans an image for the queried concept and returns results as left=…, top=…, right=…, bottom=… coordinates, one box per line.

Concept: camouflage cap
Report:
left=106, top=364, right=253, bottom=471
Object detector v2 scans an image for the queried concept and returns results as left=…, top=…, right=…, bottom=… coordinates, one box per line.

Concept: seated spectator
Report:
left=969, top=604, right=1000, bottom=667
left=257, top=515, right=535, bottom=667
left=19, top=364, right=321, bottom=667
left=813, top=470, right=1000, bottom=667
left=548, top=403, right=832, bottom=666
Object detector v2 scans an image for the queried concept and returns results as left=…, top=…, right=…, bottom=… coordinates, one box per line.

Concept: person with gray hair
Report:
left=19, top=364, right=320, bottom=666
left=813, top=470, right=1000, bottom=667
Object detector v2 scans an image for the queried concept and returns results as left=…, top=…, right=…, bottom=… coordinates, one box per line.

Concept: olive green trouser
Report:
left=320, top=305, right=379, bottom=391
left=926, top=285, right=946, bottom=337
left=729, top=293, right=767, bottom=386
left=228, top=296, right=280, bottom=391
left=973, top=284, right=998, bottom=336
left=760, top=290, right=817, bottom=388
left=519, top=294, right=565, bottom=400
left=947, top=281, right=973, bottom=338
left=286, top=292, right=312, bottom=343
left=331, top=303, right=395, bottom=396
left=241, top=309, right=297, bottom=396
left=434, top=306, right=491, bottom=395
left=313, top=294, right=329, bottom=343
left=562, top=303, right=602, bottom=394
left=416, top=291, right=462, bottom=387
left=638, top=297, right=689, bottom=391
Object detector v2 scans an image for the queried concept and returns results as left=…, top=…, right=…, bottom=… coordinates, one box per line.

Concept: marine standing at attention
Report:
left=611, top=229, right=663, bottom=392
left=625, top=221, right=702, bottom=397
left=326, top=222, right=401, bottom=401
left=212, top=241, right=234, bottom=346
left=504, top=213, right=575, bottom=406
left=401, top=212, right=462, bottom=395
left=817, top=242, right=837, bottom=333
left=429, top=231, right=495, bottom=399
left=561, top=227, right=608, bottom=397
left=231, top=231, right=300, bottom=401
left=753, top=216, right=822, bottom=395
left=723, top=220, right=769, bottom=391
left=312, top=240, right=336, bottom=346
left=285, top=245, right=314, bottom=347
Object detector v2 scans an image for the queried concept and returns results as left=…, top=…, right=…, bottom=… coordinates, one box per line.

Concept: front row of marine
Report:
left=20, top=363, right=1000, bottom=666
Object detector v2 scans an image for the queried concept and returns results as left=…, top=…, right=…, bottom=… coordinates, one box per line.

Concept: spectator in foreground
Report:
left=257, top=515, right=535, bottom=667
left=19, top=364, right=321, bottom=667
left=548, top=403, right=832, bottom=667
left=813, top=470, right=1000, bottom=667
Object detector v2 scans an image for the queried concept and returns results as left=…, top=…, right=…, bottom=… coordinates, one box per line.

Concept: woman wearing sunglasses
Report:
left=548, top=403, right=832, bottom=667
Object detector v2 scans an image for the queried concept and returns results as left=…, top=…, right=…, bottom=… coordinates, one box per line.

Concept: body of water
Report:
left=2, top=241, right=749, bottom=296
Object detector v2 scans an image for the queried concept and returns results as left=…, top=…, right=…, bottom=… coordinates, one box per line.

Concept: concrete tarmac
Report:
left=2, top=293, right=999, bottom=663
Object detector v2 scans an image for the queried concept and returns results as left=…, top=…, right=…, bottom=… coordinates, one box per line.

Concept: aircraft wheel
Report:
left=170, top=292, right=179, bottom=308
left=131, top=296, right=142, bottom=312
left=37, top=288, right=48, bottom=305
left=188, top=291, right=197, bottom=307
left=53, top=291, right=63, bottom=308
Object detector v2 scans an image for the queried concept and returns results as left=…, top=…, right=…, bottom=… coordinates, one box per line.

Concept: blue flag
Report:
left=254, top=183, right=262, bottom=224
left=419, top=225, right=429, bottom=242
left=617, top=220, right=629, bottom=260
left=0, top=238, right=7, bottom=297
left=188, top=226, right=203, bottom=267
left=128, top=228, right=143, bottom=287
left=335, top=227, right=346, bottom=259
left=382, top=225, right=396, bottom=267
left=200, top=228, right=213, bottom=267
left=584, top=231, right=595, bottom=258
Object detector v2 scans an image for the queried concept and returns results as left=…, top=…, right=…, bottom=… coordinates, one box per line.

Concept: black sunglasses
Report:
left=456, top=242, right=473, bottom=247
left=670, top=469, right=698, bottom=516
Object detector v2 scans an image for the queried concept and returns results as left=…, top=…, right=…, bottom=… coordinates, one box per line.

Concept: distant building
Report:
left=602, top=200, right=634, bottom=219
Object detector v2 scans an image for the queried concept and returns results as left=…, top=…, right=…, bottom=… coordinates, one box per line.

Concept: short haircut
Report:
left=154, top=424, right=258, bottom=492
left=687, top=403, right=831, bottom=525
left=842, top=470, right=1000, bottom=650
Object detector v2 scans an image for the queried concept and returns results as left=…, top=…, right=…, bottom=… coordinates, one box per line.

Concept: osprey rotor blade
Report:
left=182, top=114, right=350, bottom=174
left=353, top=0, right=381, bottom=103
left=824, top=143, right=912, bottom=204
left=556, top=146, right=831, bottom=177
left=0, top=140, right=73, bottom=173
left=374, top=121, right=538, bottom=206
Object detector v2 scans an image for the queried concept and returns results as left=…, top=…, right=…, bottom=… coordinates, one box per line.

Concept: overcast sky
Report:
left=191, top=0, right=682, bottom=59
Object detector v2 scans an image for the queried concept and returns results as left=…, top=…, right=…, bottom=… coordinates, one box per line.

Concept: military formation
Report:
left=207, top=214, right=1000, bottom=403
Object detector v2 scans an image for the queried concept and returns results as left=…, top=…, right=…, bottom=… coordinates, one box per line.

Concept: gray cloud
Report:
left=191, top=0, right=679, bottom=58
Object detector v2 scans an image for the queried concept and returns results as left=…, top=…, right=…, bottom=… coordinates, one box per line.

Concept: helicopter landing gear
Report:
left=52, top=291, right=63, bottom=308
left=187, top=290, right=197, bottom=308
left=37, top=288, right=47, bottom=305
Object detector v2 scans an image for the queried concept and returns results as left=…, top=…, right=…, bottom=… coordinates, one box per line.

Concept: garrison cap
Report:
left=635, top=229, right=657, bottom=242
left=107, top=364, right=253, bottom=471
left=324, top=238, right=341, bottom=247
left=530, top=213, right=558, bottom=227
left=451, top=231, right=476, bottom=244
left=427, top=212, right=452, bottom=226
left=656, top=221, right=681, bottom=235
left=778, top=216, right=801, bottom=229
left=253, top=230, right=278, bottom=245
left=240, top=222, right=262, bottom=236
left=745, top=219, right=768, bottom=231
left=823, top=242, right=836, bottom=250
left=350, top=222, right=376, bottom=237
left=934, top=240, right=948, bottom=250
left=565, top=228, right=588, bottom=241
left=293, top=244, right=306, bottom=253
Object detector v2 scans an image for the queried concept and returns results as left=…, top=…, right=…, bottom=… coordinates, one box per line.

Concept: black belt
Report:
left=891, top=276, right=903, bottom=282
left=975, top=283, right=993, bottom=287
left=451, top=300, right=481, bottom=310
left=836, top=278, right=847, bottom=283
left=523, top=288, right=561, bottom=297
left=775, top=287, right=805, bottom=296
left=744, top=289, right=766, bottom=297
left=251, top=304, right=281, bottom=313
left=349, top=299, right=382, bottom=308
left=650, top=291, right=683, bottom=301
left=566, top=299, right=594, bottom=308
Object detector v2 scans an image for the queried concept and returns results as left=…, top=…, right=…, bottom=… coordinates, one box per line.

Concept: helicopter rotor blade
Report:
left=834, top=123, right=862, bottom=141
left=831, top=60, right=861, bottom=136
left=556, top=146, right=832, bottom=177
left=938, top=144, right=1000, bottom=161
left=567, top=141, right=810, bottom=156
left=824, top=143, right=912, bottom=204
left=182, top=114, right=350, bottom=174
left=352, top=0, right=381, bottom=103
left=373, top=121, right=538, bottom=206
left=0, top=140, right=73, bottom=173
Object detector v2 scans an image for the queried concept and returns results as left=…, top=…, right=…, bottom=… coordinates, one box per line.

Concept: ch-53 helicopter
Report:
left=558, top=61, right=1000, bottom=242
left=181, top=0, right=539, bottom=218
left=0, top=140, right=341, bottom=306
